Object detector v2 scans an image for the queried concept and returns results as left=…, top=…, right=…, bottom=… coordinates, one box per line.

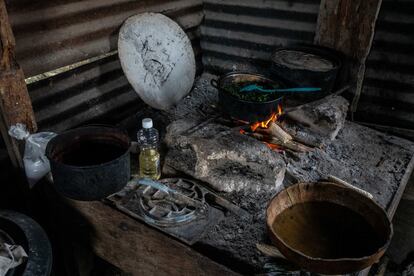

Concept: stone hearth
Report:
left=127, top=74, right=414, bottom=273
left=112, top=74, right=414, bottom=274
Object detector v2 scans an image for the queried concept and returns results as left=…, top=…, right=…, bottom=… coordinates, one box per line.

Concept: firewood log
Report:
left=244, top=131, right=312, bottom=153
left=256, top=122, right=293, bottom=143
left=269, top=137, right=313, bottom=153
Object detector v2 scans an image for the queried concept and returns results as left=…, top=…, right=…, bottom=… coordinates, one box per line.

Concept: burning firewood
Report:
left=255, top=121, right=293, bottom=143
left=271, top=137, right=312, bottom=153
left=244, top=131, right=312, bottom=153
left=227, top=104, right=314, bottom=153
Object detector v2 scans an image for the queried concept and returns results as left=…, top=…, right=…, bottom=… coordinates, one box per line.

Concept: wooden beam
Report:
left=0, top=0, right=37, bottom=167
left=314, top=0, right=383, bottom=114
left=67, top=200, right=240, bottom=276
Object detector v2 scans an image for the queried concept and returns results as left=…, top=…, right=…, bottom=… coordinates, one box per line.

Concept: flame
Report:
left=250, top=105, right=283, bottom=132
left=237, top=104, right=284, bottom=152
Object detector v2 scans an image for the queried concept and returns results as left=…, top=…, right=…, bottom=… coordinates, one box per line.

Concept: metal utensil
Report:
left=240, top=84, right=321, bottom=93
left=137, top=178, right=205, bottom=209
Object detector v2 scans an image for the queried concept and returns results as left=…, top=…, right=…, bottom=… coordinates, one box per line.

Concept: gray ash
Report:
left=195, top=189, right=276, bottom=273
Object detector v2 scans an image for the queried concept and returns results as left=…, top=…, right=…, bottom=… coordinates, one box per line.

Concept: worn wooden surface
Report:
left=65, top=155, right=414, bottom=276
left=68, top=200, right=239, bottom=276
left=65, top=164, right=413, bottom=276
left=387, top=175, right=414, bottom=264
left=0, top=0, right=36, bottom=167
left=314, top=0, right=383, bottom=113
left=358, top=157, right=414, bottom=276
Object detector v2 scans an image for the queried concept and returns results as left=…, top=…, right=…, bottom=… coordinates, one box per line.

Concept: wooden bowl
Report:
left=266, top=182, right=392, bottom=275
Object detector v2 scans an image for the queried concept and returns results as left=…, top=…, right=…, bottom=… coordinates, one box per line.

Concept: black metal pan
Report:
left=211, top=72, right=286, bottom=123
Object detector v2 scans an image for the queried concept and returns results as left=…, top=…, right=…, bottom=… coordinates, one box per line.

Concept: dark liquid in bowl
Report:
left=60, top=140, right=126, bottom=166
left=273, top=201, right=385, bottom=259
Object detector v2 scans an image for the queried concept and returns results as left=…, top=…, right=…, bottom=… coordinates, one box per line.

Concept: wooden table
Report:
left=66, top=200, right=239, bottom=276
left=52, top=122, right=414, bottom=276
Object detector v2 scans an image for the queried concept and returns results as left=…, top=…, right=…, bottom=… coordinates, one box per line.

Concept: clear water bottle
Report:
left=138, top=118, right=161, bottom=180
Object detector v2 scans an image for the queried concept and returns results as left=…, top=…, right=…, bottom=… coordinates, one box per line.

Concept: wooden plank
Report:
left=403, top=176, right=414, bottom=201
left=314, top=0, right=383, bottom=113
left=386, top=191, right=414, bottom=264
left=387, top=155, right=414, bottom=218
left=356, top=158, right=414, bottom=276
left=0, top=0, right=37, bottom=167
left=68, top=200, right=240, bottom=276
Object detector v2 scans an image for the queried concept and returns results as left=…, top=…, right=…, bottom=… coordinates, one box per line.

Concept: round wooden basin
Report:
left=266, top=182, right=392, bottom=274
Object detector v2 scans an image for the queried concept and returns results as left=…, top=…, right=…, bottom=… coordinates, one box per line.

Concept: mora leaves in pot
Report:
left=223, top=81, right=282, bottom=102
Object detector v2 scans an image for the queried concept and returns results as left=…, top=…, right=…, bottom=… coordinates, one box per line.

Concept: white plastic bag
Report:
left=8, top=124, right=56, bottom=187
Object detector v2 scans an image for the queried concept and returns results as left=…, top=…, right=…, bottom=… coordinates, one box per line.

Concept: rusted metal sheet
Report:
left=200, top=0, right=320, bottom=74
left=6, top=0, right=203, bottom=77
left=4, top=0, right=203, bottom=132
left=355, top=0, right=414, bottom=129
left=27, top=53, right=141, bottom=132
left=27, top=30, right=202, bottom=132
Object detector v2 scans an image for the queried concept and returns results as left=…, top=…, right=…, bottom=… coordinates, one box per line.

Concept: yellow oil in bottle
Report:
left=139, top=148, right=161, bottom=180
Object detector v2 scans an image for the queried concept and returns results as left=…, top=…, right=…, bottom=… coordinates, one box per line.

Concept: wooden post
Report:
left=0, top=0, right=37, bottom=167
left=314, top=0, right=383, bottom=115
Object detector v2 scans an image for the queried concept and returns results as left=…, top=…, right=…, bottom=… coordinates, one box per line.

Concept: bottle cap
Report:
left=142, top=118, right=153, bottom=129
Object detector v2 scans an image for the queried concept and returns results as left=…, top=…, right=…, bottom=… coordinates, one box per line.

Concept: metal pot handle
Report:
left=210, top=78, right=219, bottom=89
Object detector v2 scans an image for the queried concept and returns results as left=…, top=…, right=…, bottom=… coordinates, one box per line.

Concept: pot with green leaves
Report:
left=211, top=72, right=287, bottom=123
left=211, top=72, right=321, bottom=123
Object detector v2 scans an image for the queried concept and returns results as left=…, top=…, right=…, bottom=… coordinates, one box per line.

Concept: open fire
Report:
left=239, top=105, right=286, bottom=152
left=238, top=104, right=311, bottom=153
left=250, top=105, right=283, bottom=132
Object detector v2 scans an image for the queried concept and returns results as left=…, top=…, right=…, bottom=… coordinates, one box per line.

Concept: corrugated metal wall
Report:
left=26, top=53, right=139, bottom=131
left=200, top=0, right=321, bottom=74
left=6, top=0, right=414, bottom=132
left=6, top=0, right=203, bottom=132
left=26, top=27, right=202, bottom=132
left=355, top=0, right=414, bottom=129
left=7, top=0, right=203, bottom=77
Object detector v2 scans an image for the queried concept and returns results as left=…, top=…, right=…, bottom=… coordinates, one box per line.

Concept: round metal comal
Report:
left=118, top=13, right=196, bottom=110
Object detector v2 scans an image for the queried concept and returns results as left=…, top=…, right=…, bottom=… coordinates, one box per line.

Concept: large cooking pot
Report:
left=266, top=182, right=392, bottom=275
left=271, top=45, right=342, bottom=102
left=46, top=126, right=131, bottom=201
left=212, top=72, right=286, bottom=123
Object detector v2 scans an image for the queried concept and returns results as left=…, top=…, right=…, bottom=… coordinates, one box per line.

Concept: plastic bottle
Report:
left=138, top=118, right=161, bottom=180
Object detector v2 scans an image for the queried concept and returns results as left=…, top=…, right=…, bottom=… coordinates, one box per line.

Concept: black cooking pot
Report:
left=46, top=126, right=131, bottom=201
left=212, top=72, right=286, bottom=123
left=271, top=45, right=342, bottom=102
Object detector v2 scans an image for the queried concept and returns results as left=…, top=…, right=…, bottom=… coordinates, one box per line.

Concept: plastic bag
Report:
left=8, top=124, right=56, bottom=188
